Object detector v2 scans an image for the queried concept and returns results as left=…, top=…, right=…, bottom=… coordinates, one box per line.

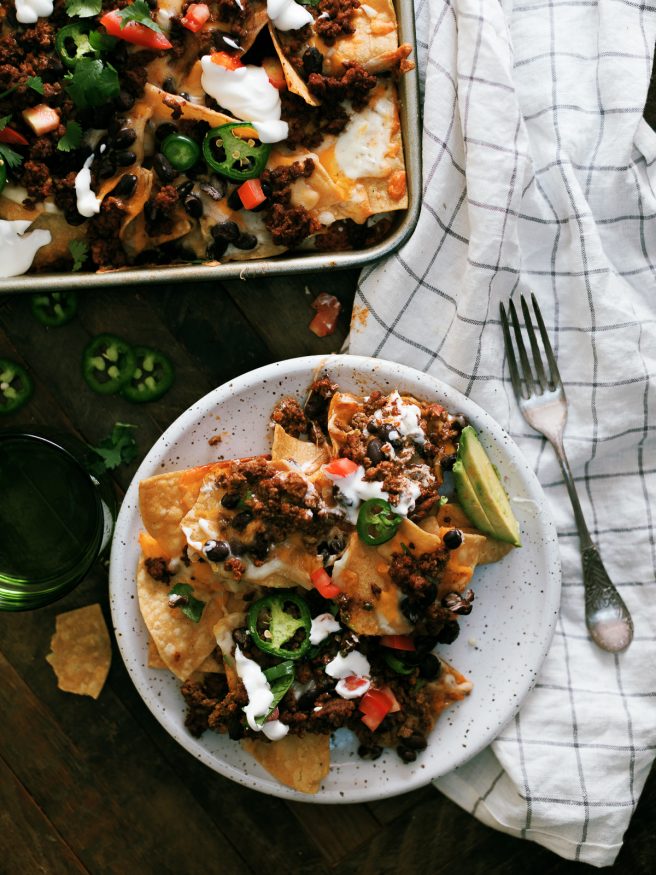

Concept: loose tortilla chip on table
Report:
left=242, top=733, right=331, bottom=795
left=137, top=556, right=226, bottom=681
left=46, top=604, right=111, bottom=699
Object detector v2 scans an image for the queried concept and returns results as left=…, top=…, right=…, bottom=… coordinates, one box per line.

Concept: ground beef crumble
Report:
left=314, top=0, right=361, bottom=46
left=271, top=396, right=309, bottom=437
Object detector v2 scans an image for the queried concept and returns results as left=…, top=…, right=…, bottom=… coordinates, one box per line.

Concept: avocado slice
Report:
left=455, top=426, right=521, bottom=546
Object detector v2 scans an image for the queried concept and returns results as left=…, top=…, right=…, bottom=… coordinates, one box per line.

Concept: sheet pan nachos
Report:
left=0, top=1, right=412, bottom=278
left=136, top=376, right=521, bottom=793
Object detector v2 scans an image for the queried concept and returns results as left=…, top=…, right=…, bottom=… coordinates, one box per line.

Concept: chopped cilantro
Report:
left=65, top=0, right=102, bottom=16
left=0, top=115, right=10, bottom=132
left=0, top=116, right=23, bottom=169
left=87, top=422, right=138, bottom=477
left=88, top=31, right=118, bottom=52
left=57, top=121, right=83, bottom=153
left=167, top=583, right=205, bottom=623
left=27, top=76, right=44, bottom=95
left=116, top=1, right=165, bottom=35
left=64, top=58, right=120, bottom=109
left=69, top=239, right=89, bottom=271
left=298, top=0, right=321, bottom=5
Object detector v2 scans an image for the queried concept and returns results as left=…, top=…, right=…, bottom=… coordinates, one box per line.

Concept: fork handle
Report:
left=552, top=439, right=594, bottom=550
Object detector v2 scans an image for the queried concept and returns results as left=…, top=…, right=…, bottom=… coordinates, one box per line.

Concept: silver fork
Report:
left=500, top=294, right=633, bottom=653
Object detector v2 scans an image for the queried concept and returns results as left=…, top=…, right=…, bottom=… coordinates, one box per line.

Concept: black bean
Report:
left=221, top=492, right=241, bottom=509
left=227, top=717, right=245, bottom=740
left=232, top=510, right=253, bottom=530
left=449, top=414, right=468, bottom=432
left=213, top=32, right=242, bottom=52
left=94, top=135, right=109, bottom=156
left=249, top=532, right=270, bottom=561
left=183, top=195, right=203, bottom=218
left=228, top=538, right=244, bottom=556
left=329, top=535, right=346, bottom=554
left=403, top=733, right=428, bottom=751
left=179, top=91, right=190, bottom=101
left=115, top=89, right=135, bottom=111
left=304, top=391, right=325, bottom=420
left=379, top=422, right=402, bottom=446
left=414, top=634, right=439, bottom=653
left=177, top=180, right=194, bottom=198
left=397, top=746, right=417, bottom=764
left=203, top=539, right=230, bottom=562
left=227, top=188, right=243, bottom=211
left=108, top=116, right=127, bottom=137
left=98, top=157, right=117, bottom=179
left=153, top=152, right=178, bottom=182
left=400, top=597, right=420, bottom=625
left=419, top=581, right=437, bottom=606
left=207, top=239, right=228, bottom=259
left=111, top=174, right=137, bottom=199
left=436, top=621, right=460, bottom=645
left=366, top=418, right=380, bottom=434
left=113, top=127, right=136, bottom=149
left=358, top=744, right=383, bottom=761
left=115, top=150, right=136, bottom=167
left=366, top=438, right=384, bottom=464
left=212, top=220, right=240, bottom=242
left=443, top=528, right=463, bottom=550
left=156, top=122, right=178, bottom=143
left=233, top=233, right=258, bottom=250
left=64, top=209, right=86, bottom=227
left=419, top=653, right=441, bottom=680
left=162, top=75, right=176, bottom=94
left=441, top=452, right=457, bottom=471
left=302, top=47, right=324, bottom=75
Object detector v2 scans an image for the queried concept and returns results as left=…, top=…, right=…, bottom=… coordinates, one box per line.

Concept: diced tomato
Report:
left=0, top=127, right=29, bottom=146
left=359, top=688, right=394, bottom=732
left=100, top=11, right=173, bottom=51
left=380, top=635, right=415, bottom=652
left=309, top=293, right=341, bottom=338
left=311, top=567, right=341, bottom=599
left=211, top=51, right=244, bottom=71
left=378, top=685, right=401, bottom=713
left=237, top=178, right=266, bottom=210
left=324, top=457, right=359, bottom=478
left=180, top=3, right=210, bottom=33
left=343, top=676, right=369, bottom=692
left=22, top=104, right=60, bottom=136
left=261, top=56, right=286, bottom=90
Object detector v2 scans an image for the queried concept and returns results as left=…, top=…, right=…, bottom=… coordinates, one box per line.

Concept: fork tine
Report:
left=531, top=293, right=563, bottom=389
left=499, top=303, right=524, bottom=400
left=520, top=295, right=548, bottom=391
left=508, top=299, right=536, bottom=396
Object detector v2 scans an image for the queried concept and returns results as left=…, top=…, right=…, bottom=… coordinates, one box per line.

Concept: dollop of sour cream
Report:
left=75, top=154, right=102, bottom=218
left=324, top=464, right=388, bottom=524
left=14, top=0, right=53, bottom=24
left=234, top=646, right=289, bottom=740
left=325, top=651, right=371, bottom=700
left=0, top=220, right=52, bottom=278
left=200, top=57, right=288, bottom=144
left=310, top=613, right=341, bottom=645
left=267, top=0, right=313, bottom=31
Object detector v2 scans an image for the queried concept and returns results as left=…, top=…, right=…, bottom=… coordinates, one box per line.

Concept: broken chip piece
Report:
left=46, top=604, right=112, bottom=699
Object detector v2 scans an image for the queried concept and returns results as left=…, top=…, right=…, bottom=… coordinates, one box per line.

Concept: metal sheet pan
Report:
left=1, top=1, right=421, bottom=294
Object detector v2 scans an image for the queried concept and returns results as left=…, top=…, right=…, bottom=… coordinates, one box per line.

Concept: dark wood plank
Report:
left=0, top=755, right=89, bottom=875
left=287, top=801, right=381, bottom=866
left=367, top=785, right=435, bottom=826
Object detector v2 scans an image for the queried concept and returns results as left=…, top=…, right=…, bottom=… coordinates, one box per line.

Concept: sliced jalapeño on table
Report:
left=30, top=291, right=78, bottom=327
left=0, top=358, right=33, bottom=415
left=82, top=334, right=136, bottom=395
left=121, top=346, right=174, bottom=403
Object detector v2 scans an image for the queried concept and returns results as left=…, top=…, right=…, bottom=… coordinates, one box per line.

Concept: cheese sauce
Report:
left=334, top=97, right=397, bottom=179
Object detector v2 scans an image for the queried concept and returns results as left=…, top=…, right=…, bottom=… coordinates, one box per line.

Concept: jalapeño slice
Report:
left=357, top=498, right=403, bottom=546
left=0, top=157, right=6, bottom=195
left=82, top=334, right=136, bottom=395
left=248, top=593, right=312, bottom=660
left=161, top=133, right=200, bottom=172
left=55, top=24, right=101, bottom=69
left=30, top=291, right=78, bottom=327
left=0, top=358, right=33, bottom=415
left=202, top=123, right=271, bottom=182
left=121, top=347, right=174, bottom=403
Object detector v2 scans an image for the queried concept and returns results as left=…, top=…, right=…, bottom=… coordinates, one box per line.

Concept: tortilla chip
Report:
left=427, top=659, right=474, bottom=723
left=271, top=424, right=329, bottom=475
left=139, top=464, right=219, bottom=556
left=147, top=635, right=167, bottom=668
left=46, top=604, right=111, bottom=699
left=242, top=733, right=330, bottom=794
left=423, top=503, right=515, bottom=566
left=137, top=556, right=226, bottom=681
left=269, top=23, right=320, bottom=106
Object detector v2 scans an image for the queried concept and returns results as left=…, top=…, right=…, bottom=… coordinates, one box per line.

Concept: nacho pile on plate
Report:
left=1, top=1, right=412, bottom=278
left=136, top=376, right=519, bottom=794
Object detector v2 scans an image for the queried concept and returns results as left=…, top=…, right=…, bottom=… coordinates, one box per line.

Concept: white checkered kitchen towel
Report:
left=349, top=0, right=656, bottom=867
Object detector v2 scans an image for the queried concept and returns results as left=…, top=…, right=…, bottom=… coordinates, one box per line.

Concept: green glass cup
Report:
left=0, top=429, right=116, bottom=611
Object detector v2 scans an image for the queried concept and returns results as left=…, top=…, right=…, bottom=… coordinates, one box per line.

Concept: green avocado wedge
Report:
left=454, top=426, right=522, bottom=547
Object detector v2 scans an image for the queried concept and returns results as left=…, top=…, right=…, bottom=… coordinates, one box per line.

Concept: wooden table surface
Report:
left=1, top=75, right=655, bottom=875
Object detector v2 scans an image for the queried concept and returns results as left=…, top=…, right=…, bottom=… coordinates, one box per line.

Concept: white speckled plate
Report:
left=109, top=355, right=561, bottom=803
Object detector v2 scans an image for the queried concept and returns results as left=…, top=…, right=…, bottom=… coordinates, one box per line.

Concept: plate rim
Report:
left=109, top=353, right=562, bottom=803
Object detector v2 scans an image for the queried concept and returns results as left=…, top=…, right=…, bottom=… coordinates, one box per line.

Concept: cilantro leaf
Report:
left=57, top=121, right=83, bottom=153
left=65, top=0, right=102, bottom=16
left=87, top=422, right=138, bottom=476
left=69, top=239, right=89, bottom=271
left=167, top=583, right=205, bottom=623
left=0, top=143, right=23, bottom=170
left=64, top=58, right=120, bottom=109
left=0, top=115, right=11, bottom=132
left=115, top=0, right=165, bottom=35
left=27, top=76, right=44, bottom=95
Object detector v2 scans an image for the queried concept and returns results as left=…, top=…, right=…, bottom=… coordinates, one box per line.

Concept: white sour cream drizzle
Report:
left=371, top=391, right=425, bottom=445
left=200, top=57, right=288, bottom=144
left=267, top=0, right=313, bottom=31
left=325, top=651, right=371, bottom=700
left=14, top=0, right=53, bottom=24
left=324, top=464, right=388, bottom=524
left=234, top=646, right=289, bottom=741
left=0, top=220, right=52, bottom=278
left=310, top=613, right=341, bottom=645
left=74, top=154, right=102, bottom=218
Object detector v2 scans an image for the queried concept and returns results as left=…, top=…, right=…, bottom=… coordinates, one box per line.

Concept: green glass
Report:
left=0, top=430, right=116, bottom=611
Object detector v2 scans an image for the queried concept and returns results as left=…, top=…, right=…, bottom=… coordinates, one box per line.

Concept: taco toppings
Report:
left=0, top=0, right=412, bottom=277
left=136, top=376, right=520, bottom=793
